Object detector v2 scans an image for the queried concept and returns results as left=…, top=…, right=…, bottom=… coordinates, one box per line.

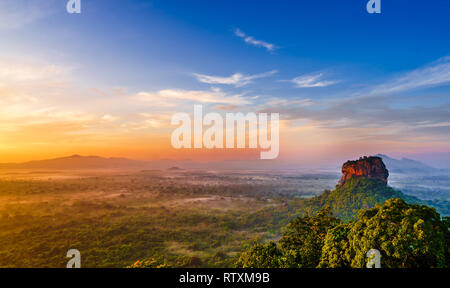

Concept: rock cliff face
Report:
left=338, top=156, right=389, bottom=186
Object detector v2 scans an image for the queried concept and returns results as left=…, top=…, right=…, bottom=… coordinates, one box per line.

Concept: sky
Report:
left=0, top=0, right=450, bottom=168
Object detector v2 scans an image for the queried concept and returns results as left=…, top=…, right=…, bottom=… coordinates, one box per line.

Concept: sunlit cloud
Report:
left=234, top=29, right=277, bottom=52
left=283, top=73, right=338, bottom=88
left=0, top=58, right=69, bottom=116
left=101, top=114, right=119, bottom=123
left=1, top=50, right=449, bottom=164
left=136, top=88, right=253, bottom=105
left=0, top=59, right=65, bottom=83
left=193, top=70, right=277, bottom=87
left=263, top=94, right=450, bottom=143
left=0, top=58, right=123, bottom=151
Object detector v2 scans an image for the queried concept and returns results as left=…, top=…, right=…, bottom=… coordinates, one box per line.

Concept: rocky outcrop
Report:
left=338, top=156, right=389, bottom=186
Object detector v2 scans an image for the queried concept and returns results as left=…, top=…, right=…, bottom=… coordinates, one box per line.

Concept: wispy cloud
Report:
left=0, top=0, right=56, bottom=30
left=234, top=29, right=277, bottom=52
left=264, top=94, right=450, bottom=134
left=266, top=98, right=314, bottom=107
left=193, top=70, right=277, bottom=87
left=370, top=56, right=450, bottom=95
left=0, top=59, right=65, bottom=82
left=284, top=73, right=338, bottom=88
left=120, top=113, right=173, bottom=130
left=136, top=88, right=253, bottom=106
left=0, top=57, right=68, bottom=106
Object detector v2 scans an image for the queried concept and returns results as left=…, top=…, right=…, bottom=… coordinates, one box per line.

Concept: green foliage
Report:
left=307, top=177, right=426, bottom=221
left=239, top=199, right=449, bottom=268
left=444, top=217, right=450, bottom=266
left=236, top=207, right=340, bottom=268
left=0, top=174, right=307, bottom=268
left=317, top=224, right=352, bottom=268
left=236, top=242, right=285, bottom=268
left=128, top=257, right=170, bottom=268
left=279, top=206, right=340, bottom=267
left=1, top=171, right=448, bottom=268
left=177, top=256, right=203, bottom=268
left=320, top=198, right=448, bottom=268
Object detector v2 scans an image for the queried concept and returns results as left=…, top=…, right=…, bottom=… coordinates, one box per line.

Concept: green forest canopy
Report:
left=237, top=198, right=449, bottom=268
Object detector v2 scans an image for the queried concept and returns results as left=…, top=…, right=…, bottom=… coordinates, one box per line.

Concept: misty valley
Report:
left=0, top=160, right=448, bottom=268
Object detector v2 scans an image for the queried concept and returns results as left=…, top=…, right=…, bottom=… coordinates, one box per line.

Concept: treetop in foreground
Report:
left=238, top=199, right=449, bottom=268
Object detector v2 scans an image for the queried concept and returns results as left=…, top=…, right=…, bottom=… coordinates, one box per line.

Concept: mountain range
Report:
left=375, top=154, right=443, bottom=174
left=0, top=154, right=443, bottom=173
left=0, top=155, right=150, bottom=170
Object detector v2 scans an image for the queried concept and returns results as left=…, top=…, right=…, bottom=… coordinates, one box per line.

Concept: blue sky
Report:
left=0, top=0, right=450, bottom=166
left=2, top=0, right=450, bottom=91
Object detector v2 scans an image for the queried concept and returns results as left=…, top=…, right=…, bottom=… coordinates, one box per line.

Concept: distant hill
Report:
left=0, top=155, right=151, bottom=170
left=376, top=154, right=439, bottom=174
left=168, top=167, right=184, bottom=171
left=0, top=155, right=271, bottom=171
